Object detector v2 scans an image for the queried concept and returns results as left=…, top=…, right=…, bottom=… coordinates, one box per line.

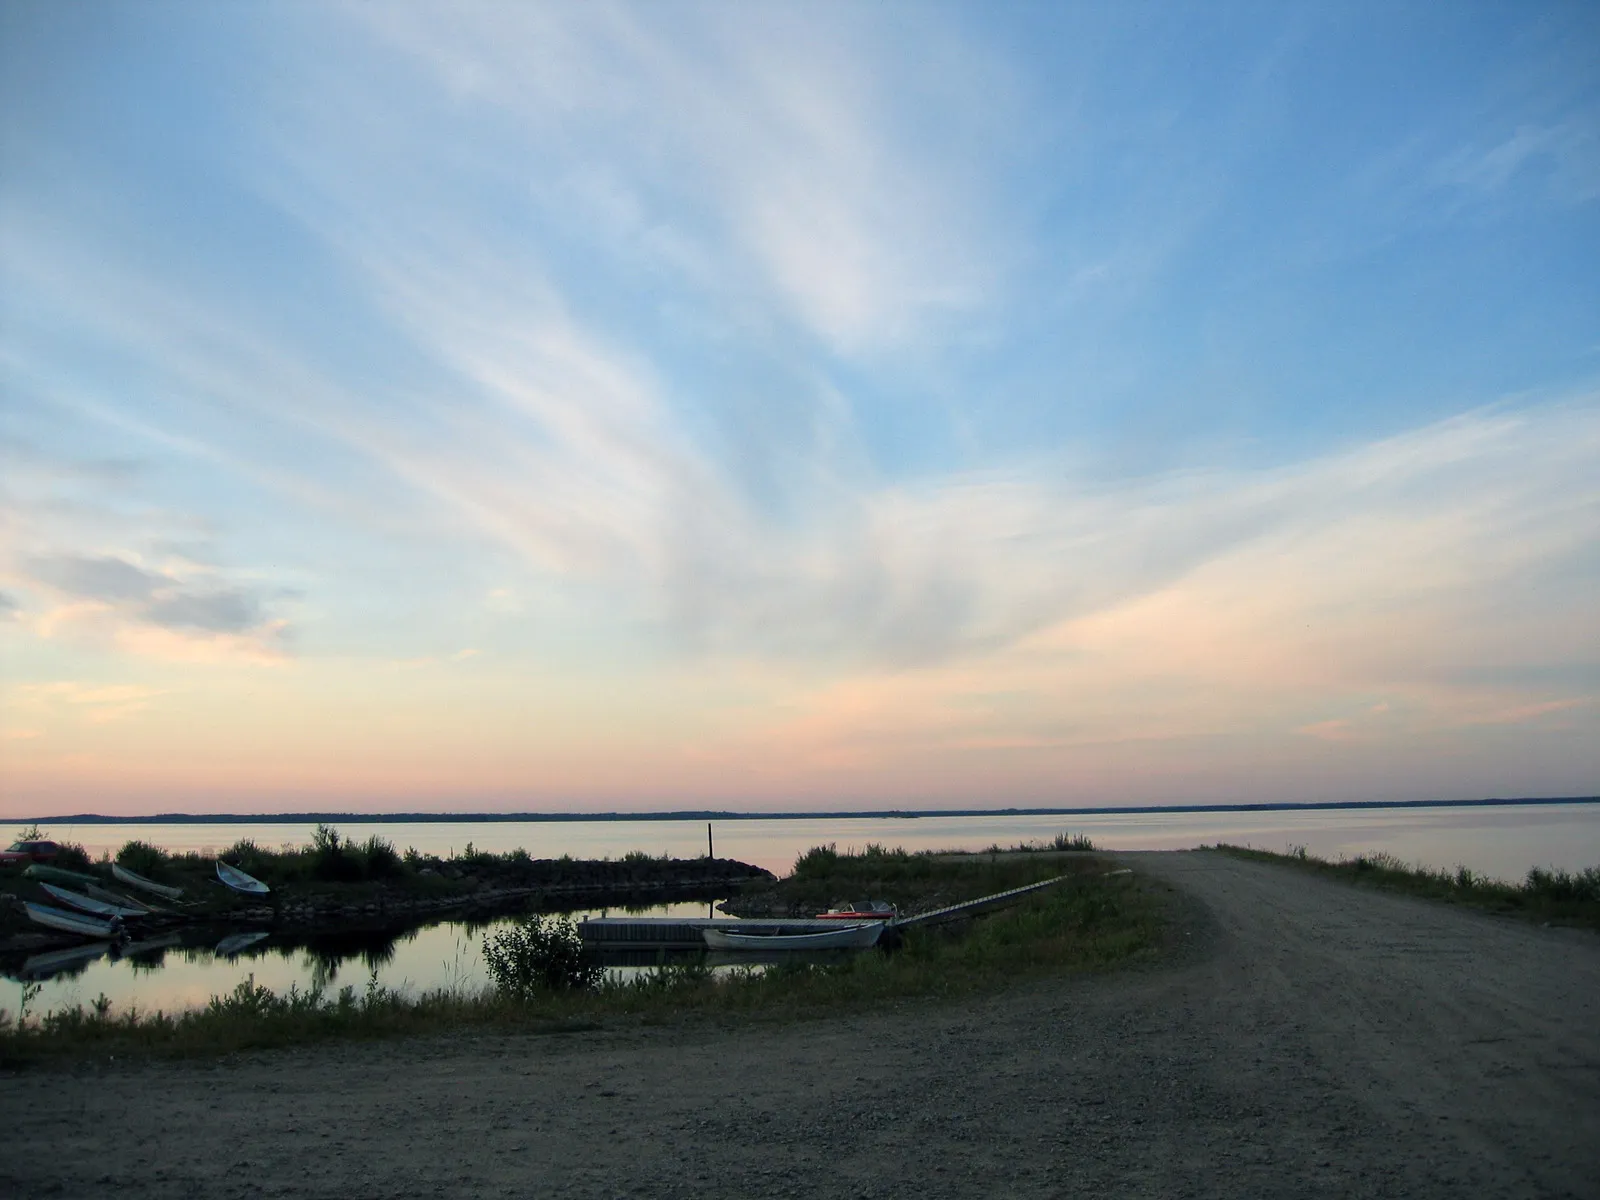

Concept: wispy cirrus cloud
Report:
left=340, top=1, right=1013, bottom=356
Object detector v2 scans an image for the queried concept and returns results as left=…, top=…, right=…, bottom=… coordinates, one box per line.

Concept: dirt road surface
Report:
left=4, top=851, right=1597, bottom=1199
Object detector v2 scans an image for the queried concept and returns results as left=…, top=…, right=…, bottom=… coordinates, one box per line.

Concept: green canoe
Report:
left=24, top=863, right=102, bottom=887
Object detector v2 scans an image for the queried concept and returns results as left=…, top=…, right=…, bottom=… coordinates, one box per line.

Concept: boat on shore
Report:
left=86, top=881, right=157, bottom=913
left=702, top=922, right=885, bottom=951
left=24, top=863, right=101, bottom=888
left=113, top=862, right=185, bottom=900
left=38, top=881, right=148, bottom=920
left=23, top=901, right=122, bottom=940
left=216, top=860, right=270, bottom=895
left=815, top=900, right=897, bottom=920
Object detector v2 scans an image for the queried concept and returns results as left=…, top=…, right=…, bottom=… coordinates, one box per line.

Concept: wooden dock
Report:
left=890, top=873, right=1075, bottom=930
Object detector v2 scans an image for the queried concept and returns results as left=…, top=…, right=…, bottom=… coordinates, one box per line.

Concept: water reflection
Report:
left=0, top=890, right=740, bottom=1016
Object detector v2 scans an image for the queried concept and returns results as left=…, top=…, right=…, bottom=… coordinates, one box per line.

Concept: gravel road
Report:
left=4, top=850, right=1597, bottom=1199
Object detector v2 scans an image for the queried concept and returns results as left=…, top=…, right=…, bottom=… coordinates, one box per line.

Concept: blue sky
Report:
left=2, top=1, right=1597, bottom=813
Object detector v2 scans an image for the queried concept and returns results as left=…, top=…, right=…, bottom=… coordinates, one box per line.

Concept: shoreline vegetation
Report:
left=1213, top=844, right=1600, bottom=930
left=14, top=795, right=1598, bottom=824
left=0, top=823, right=773, bottom=948
left=0, top=839, right=1168, bottom=1066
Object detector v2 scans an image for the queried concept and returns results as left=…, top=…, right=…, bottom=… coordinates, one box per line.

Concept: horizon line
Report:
left=11, top=795, right=1599, bottom=825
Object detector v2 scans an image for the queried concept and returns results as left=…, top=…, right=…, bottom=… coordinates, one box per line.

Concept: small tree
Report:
left=482, top=915, right=602, bottom=1000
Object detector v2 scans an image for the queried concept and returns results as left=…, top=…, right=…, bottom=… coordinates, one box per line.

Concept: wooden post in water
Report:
left=707, top=822, right=714, bottom=859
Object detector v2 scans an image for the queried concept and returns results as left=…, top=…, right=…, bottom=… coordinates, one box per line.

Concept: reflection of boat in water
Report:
left=216, top=861, right=270, bottom=895
left=214, top=932, right=269, bottom=957
left=18, top=941, right=113, bottom=980
left=702, top=922, right=884, bottom=951
left=112, top=932, right=183, bottom=966
left=23, top=901, right=122, bottom=939
left=39, top=882, right=148, bottom=920
left=113, top=862, right=185, bottom=901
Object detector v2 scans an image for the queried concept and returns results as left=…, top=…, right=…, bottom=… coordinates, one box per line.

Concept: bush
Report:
left=117, top=840, right=169, bottom=878
left=310, top=824, right=363, bottom=883
left=53, top=843, right=94, bottom=871
left=359, top=836, right=403, bottom=879
left=223, top=839, right=271, bottom=878
left=482, top=915, right=602, bottom=999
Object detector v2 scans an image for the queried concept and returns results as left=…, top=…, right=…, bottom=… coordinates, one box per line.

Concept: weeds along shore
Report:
left=1213, top=844, right=1600, bottom=930
left=0, top=843, right=1166, bottom=1065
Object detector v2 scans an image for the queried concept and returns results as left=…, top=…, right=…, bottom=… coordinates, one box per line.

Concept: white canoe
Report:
left=86, top=881, right=156, bottom=912
left=113, top=862, right=185, bottom=900
left=39, top=881, right=147, bottom=919
left=24, top=901, right=121, bottom=939
left=216, top=860, right=270, bottom=895
left=702, top=922, right=884, bottom=951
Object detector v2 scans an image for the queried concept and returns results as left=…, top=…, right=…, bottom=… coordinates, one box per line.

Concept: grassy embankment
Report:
left=1214, top=844, right=1600, bottom=930
left=0, top=840, right=1165, bottom=1064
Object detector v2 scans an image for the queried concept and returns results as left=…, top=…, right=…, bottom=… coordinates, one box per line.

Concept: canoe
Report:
left=113, top=862, right=185, bottom=900
left=23, top=901, right=121, bottom=939
left=24, top=863, right=101, bottom=887
left=39, top=881, right=147, bottom=919
left=216, top=860, right=270, bottom=895
left=86, top=881, right=156, bottom=913
left=702, top=922, right=884, bottom=951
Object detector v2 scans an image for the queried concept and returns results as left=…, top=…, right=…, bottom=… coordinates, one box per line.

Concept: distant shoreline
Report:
left=13, top=795, right=1599, bottom=824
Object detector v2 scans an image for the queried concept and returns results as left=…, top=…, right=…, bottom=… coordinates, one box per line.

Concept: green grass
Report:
left=754, top=839, right=1104, bottom=917
left=1214, top=843, right=1600, bottom=930
left=0, top=849, right=1165, bottom=1065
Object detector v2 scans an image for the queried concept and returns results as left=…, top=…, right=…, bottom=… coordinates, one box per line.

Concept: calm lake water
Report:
left=9, top=802, right=1598, bottom=1020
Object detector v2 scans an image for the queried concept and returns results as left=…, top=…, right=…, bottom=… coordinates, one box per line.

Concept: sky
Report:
left=1, top=1, right=1597, bottom=816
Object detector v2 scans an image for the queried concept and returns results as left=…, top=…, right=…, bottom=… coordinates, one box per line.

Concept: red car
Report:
left=0, top=839, right=60, bottom=866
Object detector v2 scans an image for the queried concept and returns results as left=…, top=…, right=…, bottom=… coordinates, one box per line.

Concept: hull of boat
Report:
left=24, top=863, right=100, bottom=887
left=113, top=862, right=185, bottom=900
left=216, top=860, right=271, bottom=895
left=24, top=901, right=119, bottom=939
left=86, top=881, right=155, bottom=912
left=39, top=881, right=147, bottom=919
left=701, top=922, right=884, bottom=951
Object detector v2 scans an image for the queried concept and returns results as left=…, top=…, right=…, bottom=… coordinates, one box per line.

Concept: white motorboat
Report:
left=23, top=901, right=121, bottom=939
left=701, top=922, right=884, bottom=951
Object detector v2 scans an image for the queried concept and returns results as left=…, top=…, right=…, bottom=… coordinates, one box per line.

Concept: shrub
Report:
left=1052, top=832, right=1096, bottom=851
left=223, top=839, right=271, bottom=878
left=116, top=840, right=169, bottom=878
left=53, top=843, right=94, bottom=871
left=359, top=836, right=403, bottom=879
left=482, top=915, right=602, bottom=999
left=310, top=824, right=363, bottom=883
